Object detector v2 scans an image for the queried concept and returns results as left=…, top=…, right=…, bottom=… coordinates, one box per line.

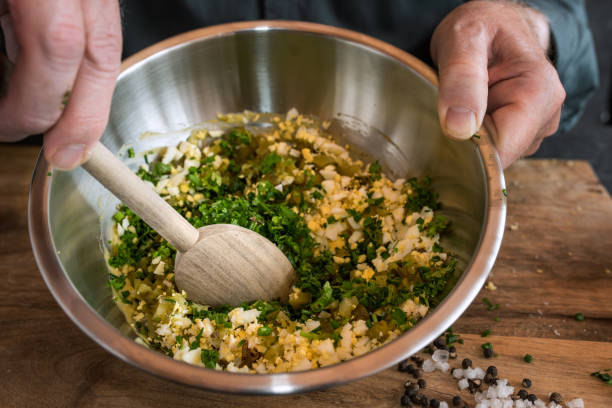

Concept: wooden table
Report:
left=1, top=146, right=611, bottom=407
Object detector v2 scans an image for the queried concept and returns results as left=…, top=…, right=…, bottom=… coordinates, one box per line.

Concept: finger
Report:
left=0, top=0, right=85, bottom=141
left=431, top=20, right=490, bottom=140
left=44, top=0, right=122, bottom=170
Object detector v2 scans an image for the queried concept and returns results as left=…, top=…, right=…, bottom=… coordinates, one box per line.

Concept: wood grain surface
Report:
left=1, top=146, right=611, bottom=407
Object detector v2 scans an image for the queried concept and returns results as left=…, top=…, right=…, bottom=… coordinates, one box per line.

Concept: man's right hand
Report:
left=0, top=0, right=122, bottom=170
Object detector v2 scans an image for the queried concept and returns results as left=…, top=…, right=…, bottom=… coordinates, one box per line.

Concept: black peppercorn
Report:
left=522, top=378, right=532, bottom=388
left=412, top=368, right=422, bottom=379
left=429, top=399, right=440, bottom=408
left=420, top=395, right=429, bottom=406
left=483, top=347, right=494, bottom=359
left=417, top=379, right=426, bottom=389
left=400, top=394, right=413, bottom=407
left=550, top=393, right=563, bottom=404
left=517, top=389, right=528, bottom=400
left=411, top=355, right=424, bottom=368
left=448, top=346, right=457, bottom=359
left=398, top=359, right=411, bottom=372
left=452, top=396, right=462, bottom=406
left=486, top=366, right=498, bottom=377
left=461, top=358, right=472, bottom=369
left=528, top=394, right=537, bottom=403
left=433, top=337, right=446, bottom=349
left=405, top=383, right=419, bottom=396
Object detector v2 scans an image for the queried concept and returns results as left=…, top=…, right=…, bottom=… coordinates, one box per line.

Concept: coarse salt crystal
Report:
left=566, top=399, right=584, bottom=408
left=422, top=358, right=436, bottom=373
left=432, top=349, right=449, bottom=363
left=439, top=402, right=448, bottom=408
left=435, top=361, right=450, bottom=372
left=473, top=366, right=486, bottom=380
left=452, top=368, right=464, bottom=379
left=458, top=378, right=469, bottom=390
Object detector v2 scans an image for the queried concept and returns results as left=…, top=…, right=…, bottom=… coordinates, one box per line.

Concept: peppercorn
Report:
left=405, top=383, right=419, bottom=396
left=452, top=396, right=462, bottom=406
left=448, top=346, right=457, bottom=359
left=484, top=373, right=497, bottom=385
left=420, top=395, right=429, bottom=406
left=461, top=358, right=472, bottom=369
left=486, top=366, right=498, bottom=377
left=528, top=394, right=537, bottom=402
left=412, top=368, right=422, bottom=379
left=429, top=399, right=440, bottom=408
left=550, top=392, right=563, bottom=404
left=398, top=359, right=411, bottom=372
left=410, top=394, right=420, bottom=404
left=417, top=379, right=426, bottom=389
left=411, top=355, right=424, bottom=368
left=400, top=394, right=413, bottom=407
left=483, top=347, right=494, bottom=359
left=468, top=378, right=482, bottom=393
left=517, top=389, right=528, bottom=400
left=522, top=378, right=532, bottom=388
left=433, top=337, right=446, bottom=349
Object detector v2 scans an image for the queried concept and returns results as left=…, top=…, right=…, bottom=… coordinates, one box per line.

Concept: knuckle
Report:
left=87, top=31, right=122, bottom=74
left=42, top=20, right=85, bottom=64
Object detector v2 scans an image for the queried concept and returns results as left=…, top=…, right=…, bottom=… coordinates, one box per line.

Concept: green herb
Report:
left=523, top=354, right=533, bottom=363
left=200, top=348, right=219, bottom=369
left=502, top=188, right=507, bottom=197
left=310, top=281, right=334, bottom=313
left=127, top=147, right=135, bottom=158
left=483, top=297, right=500, bottom=311
left=326, top=215, right=338, bottom=224
left=299, top=331, right=317, bottom=340
left=404, top=177, right=439, bottom=213
left=257, top=327, right=272, bottom=336
left=481, top=342, right=493, bottom=350
left=472, top=134, right=481, bottom=139
left=494, top=316, right=501, bottom=322
left=423, top=215, right=450, bottom=238
left=163, top=298, right=176, bottom=304
left=347, top=209, right=363, bottom=222
left=113, top=211, right=125, bottom=223
left=47, top=171, right=52, bottom=177
left=575, top=312, right=585, bottom=321
left=61, top=90, right=71, bottom=108
left=591, top=370, right=612, bottom=385
left=481, top=329, right=491, bottom=337
left=368, top=160, right=382, bottom=181
left=109, top=274, right=126, bottom=291
left=259, top=152, right=281, bottom=174
left=391, top=308, right=407, bottom=326
left=175, top=335, right=184, bottom=349
left=190, top=328, right=204, bottom=350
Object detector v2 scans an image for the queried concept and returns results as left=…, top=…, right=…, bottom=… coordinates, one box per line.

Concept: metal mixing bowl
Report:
left=28, top=21, right=505, bottom=394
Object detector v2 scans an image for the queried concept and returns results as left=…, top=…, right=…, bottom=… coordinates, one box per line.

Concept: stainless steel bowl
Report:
left=29, top=21, right=505, bottom=394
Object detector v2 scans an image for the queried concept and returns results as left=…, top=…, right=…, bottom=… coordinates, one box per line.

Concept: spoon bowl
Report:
left=82, top=141, right=295, bottom=306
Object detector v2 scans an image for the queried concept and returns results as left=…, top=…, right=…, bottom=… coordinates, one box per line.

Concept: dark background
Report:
left=4, top=1, right=611, bottom=191
left=532, top=1, right=612, bottom=192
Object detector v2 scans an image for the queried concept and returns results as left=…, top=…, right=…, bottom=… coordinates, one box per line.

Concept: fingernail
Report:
left=445, top=106, right=478, bottom=139
left=50, top=144, right=89, bottom=170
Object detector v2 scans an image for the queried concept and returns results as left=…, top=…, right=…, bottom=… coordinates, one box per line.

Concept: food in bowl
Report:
left=107, top=109, right=457, bottom=373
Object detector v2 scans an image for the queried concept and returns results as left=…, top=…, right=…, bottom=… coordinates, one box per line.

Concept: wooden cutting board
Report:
left=0, top=146, right=610, bottom=407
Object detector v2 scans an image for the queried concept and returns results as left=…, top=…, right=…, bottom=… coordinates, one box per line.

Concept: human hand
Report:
left=0, top=0, right=122, bottom=170
left=430, top=0, right=565, bottom=168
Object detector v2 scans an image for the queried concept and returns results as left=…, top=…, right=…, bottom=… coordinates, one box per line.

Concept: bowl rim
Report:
left=28, top=20, right=506, bottom=394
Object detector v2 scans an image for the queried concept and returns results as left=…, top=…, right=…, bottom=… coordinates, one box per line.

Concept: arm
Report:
left=522, top=0, right=599, bottom=132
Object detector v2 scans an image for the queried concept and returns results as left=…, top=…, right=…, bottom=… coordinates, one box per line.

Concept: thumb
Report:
left=431, top=23, right=490, bottom=140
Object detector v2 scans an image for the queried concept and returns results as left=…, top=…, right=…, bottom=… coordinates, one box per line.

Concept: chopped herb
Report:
left=472, top=134, right=481, bottom=139
left=481, top=329, right=491, bottom=337
left=127, top=147, right=135, bottom=158
left=259, top=152, right=281, bottom=174
left=494, top=316, right=501, bottom=322
left=190, top=328, right=204, bottom=350
left=201, top=348, right=219, bottom=369
left=575, top=312, right=585, bottom=321
left=257, top=326, right=272, bottom=336
left=347, top=208, right=363, bottom=222
left=502, top=188, right=507, bottom=197
left=47, top=171, right=52, bottom=177
left=481, top=342, right=493, bottom=350
left=175, top=335, right=184, bottom=349
left=109, top=274, right=126, bottom=291
left=163, top=298, right=176, bottom=303
left=523, top=354, right=533, bottom=363
left=591, top=370, right=612, bottom=385
left=483, top=297, right=500, bottom=311
left=368, top=160, right=382, bottom=181
left=391, top=308, right=407, bottom=326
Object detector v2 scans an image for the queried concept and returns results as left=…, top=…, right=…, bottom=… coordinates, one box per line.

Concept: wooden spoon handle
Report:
left=82, top=141, right=199, bottom=253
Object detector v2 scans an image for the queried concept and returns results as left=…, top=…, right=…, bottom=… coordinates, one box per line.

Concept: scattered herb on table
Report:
left=523, top=354, right=533, bottom=363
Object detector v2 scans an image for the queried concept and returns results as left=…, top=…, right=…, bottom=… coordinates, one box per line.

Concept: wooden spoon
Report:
left=82, top=141, right=295, bottom=306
